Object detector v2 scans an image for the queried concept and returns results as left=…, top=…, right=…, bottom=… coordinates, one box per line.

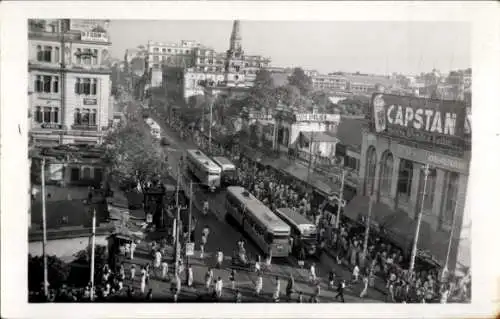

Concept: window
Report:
left=36, top=45, right=43, bottom=61
left=82, top=109, right=90, bottom=125
left=153, top=55, right=159, bottom=62
left=74, top=108, right=81, bottom=124
left=35, top=107, right=43, bottom=123
left=364, top=146, right=377, bottom=195
left=83, top=51, right=92, bottom=65
left=52, top=107, right=59, bottom=123
left=91, top=79, right=97, bottom=95
left=52, top=76, right=59, bottom=93
left=162, top=56, right=166, bottom=61
left=397, top=159, right=414, bottom=204
left=75, top=78, right=81, bottom=94
left=379, top=152, right=393, bottom=196
left=90, top=109, right=97, bottom=126
left=167, top=49, right=171, bottom=53
left=35, top=76, right=43, bottom=92
left=43, top=46, right=52, bottom=62
left=162, top=48, right=166, bottom=53
left=440, top=171, right=459, bottom=229
left=92, top=49, right=98, bottom=65
left=76, top=48, right=82, bottom=64
left=82, top=78, right=91, bottom=94
left=153, top=47, right=159, bottom=53
left=54, top=47, right=60, bottom=64
left=43, top=107, right=51, bottom=123
left=43, top=76, right=52, bottom=93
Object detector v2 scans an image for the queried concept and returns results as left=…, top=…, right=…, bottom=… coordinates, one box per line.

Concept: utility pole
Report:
left=89, top=208, right=96, bottom=301
left=335, top=169, right=345, bottom=229
left=409, top=164, right=431, bottom=273
left=307, top=131, right=314, bottom=183
left=58, top=20, right=66, bottom=143
left=41, top=158, right=49, bottom=298
left=443, top=198, right=459, bottom=281
left=174, top=162, right=181, bottom=277
left=185, top=182, right=193, bottom=283
left=361, top=195, right=373, bottom=268
left=208, top=95, right=214, bottom=155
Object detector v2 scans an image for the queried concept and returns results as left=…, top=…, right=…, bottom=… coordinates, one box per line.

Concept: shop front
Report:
left=346, top=93, right=471, bottom=273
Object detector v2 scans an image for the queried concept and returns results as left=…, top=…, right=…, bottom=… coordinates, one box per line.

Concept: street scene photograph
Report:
left=26, top=18, right=472, bottom=304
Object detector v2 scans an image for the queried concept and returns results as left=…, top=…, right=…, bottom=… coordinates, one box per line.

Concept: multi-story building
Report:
left=28, top=19, right=112, bottom=146
left=345, top=93, right=471, bottom=275
left=146, top=20, right=270, bottom=96
left=311, top=74, right=348, bottom=91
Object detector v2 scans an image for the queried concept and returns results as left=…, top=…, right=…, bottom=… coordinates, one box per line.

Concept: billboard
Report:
left=371, top=93, right=469, bottom=149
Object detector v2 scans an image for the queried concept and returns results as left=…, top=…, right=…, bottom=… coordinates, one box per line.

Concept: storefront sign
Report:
left=248, top=112, right=273, bottom=121
left=371, top=93, right=468, bottom=149
left=295, top=113, right=340, bottom=123
left=185, top=243, right=195, bottom=256
left=392, top=144, right=468, bottom=173
left=41, top=123, right=62, bottom=129
left=83, top=98, right=97, bottom=105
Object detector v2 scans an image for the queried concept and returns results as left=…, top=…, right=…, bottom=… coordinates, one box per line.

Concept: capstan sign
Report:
left=371, top=93, right=469, bottom=149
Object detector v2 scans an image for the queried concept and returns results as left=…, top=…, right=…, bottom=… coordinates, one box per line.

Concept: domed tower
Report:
left=224, top=20, right=246, bottom=85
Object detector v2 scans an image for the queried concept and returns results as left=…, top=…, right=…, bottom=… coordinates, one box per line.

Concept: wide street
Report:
left=119, top=97, right=387, bottom=302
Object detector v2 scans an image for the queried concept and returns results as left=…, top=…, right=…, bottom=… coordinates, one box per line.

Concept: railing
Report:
left=71, top=124, right=98, bottom=131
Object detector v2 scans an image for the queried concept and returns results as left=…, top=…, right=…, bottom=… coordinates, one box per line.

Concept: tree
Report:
left=253, top=69, right=275, bottom=91
left=104, top=111, right=169, bottom=186
left=288, top=67, right=312, bottom=96
left=28, top=254, right=70, bottom=292
left=275, top=85, right=301, bottom=107
left=68, top=245, right=108, bottom=287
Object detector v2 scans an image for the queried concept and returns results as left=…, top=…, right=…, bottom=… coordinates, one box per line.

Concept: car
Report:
left=160, top=137, right=170, bottom=146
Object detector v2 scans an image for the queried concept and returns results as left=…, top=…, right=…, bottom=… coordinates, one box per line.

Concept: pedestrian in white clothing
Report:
left=310, top=263, right=317, bottom=283
left=215, top=277, right=223, bottom=299
left=187, top=265, right=194, bottom=288
left=140, top=270, right=146, bottom=294
left=130, top=241, right=137, bottom=260
left=255, top=274, right=263, bottom=295
left=360, top=276, right=369, bottom=298
left=161, top=260, right=169, bottom=281
left=129, top=264, right=136, bottom=280
left=352, top=265, right=360, bottom=283
left=273, top=276, right=281, bottom=302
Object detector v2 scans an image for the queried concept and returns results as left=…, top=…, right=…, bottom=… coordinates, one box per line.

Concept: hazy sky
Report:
left=108, top=20, right=470, bottom=75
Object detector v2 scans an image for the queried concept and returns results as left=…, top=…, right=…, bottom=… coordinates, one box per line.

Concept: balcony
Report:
left=80, top=31, right=109, bottom=43
left=71, top=124, right=98, bottom=131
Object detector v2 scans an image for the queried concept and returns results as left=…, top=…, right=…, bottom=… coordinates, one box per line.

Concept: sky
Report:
left=108, top=20, right=470, bottom=76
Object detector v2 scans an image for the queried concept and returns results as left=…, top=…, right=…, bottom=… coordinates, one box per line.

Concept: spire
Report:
left=229, top=20, right=242, bottom=52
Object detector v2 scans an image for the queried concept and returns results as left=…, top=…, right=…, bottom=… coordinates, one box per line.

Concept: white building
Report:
left=28, top=19, right=112, bottom=146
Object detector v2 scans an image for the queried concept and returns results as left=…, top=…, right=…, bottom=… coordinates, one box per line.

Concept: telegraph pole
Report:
left=409, top=164, right=431, bottom=273
left=41, top=158, right=49, bottom=298
left=361, top=196, right=373, bottom=268
left=89, top=208, right=96, bottom=301
left=335, top=169, right=345, bottom=229
left=307, top=131, right=314, bottom=183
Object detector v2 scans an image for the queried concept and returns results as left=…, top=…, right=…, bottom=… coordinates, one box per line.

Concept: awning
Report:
left=342, top=195, right=394, bottom=227
left=343, top=195, right=451, bottom=266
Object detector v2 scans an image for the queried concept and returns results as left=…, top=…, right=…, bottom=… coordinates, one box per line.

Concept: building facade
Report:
left=348, top=93, right=471, bottom=274
left=28, top=19, right=112, bottom=146
left=146, top=20, right=270, bottom=97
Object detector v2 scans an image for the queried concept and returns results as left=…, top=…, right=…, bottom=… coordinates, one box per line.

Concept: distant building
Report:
left=28, top=19, right=112, bottom=146
left=145, top=20, right=271, bottom=95
left=311, top=72, right=396, bottom=95
left=311, top=74, right=348, bottom=91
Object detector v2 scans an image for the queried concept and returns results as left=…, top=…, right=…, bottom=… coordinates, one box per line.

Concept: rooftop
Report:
left=301, top=131, right=339, bottom=143
left=335, top=117, right=368, bottom=152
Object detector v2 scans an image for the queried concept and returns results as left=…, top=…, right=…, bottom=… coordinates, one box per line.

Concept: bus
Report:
left=225, top=186, right=291, bottom=257
left=149, top=122, right=161, bottom=140
left=275, top=207, right=318, bottom=258
left=212, top=156, right=236, bottom=186
left=185, top=149, right=221, bottom=190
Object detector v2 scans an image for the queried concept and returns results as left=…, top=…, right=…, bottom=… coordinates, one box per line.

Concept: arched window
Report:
left=379, top=151, right=393, bottom=196
left=397, top=159, right=414, bottom=205
left=364, top=146, right=377, bottom=196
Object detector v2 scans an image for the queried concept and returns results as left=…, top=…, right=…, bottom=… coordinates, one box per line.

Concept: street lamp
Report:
left=442, top=198, right=460, bottom=281
left=409, top=164, right=434, bottom=274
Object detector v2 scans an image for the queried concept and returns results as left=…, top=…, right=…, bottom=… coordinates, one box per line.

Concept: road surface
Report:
left=122, top=98, right=387, bottom=302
